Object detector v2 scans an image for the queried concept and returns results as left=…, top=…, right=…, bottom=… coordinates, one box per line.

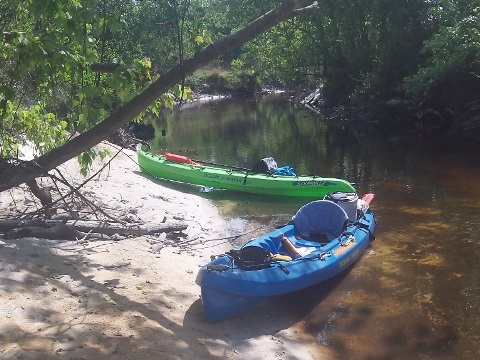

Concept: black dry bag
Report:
left=227, top=246, right=272, bottom=270
left=251, top=157, right=278, bottom=174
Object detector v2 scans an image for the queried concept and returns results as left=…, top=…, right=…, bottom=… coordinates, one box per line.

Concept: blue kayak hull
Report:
left=201, top=287, right=267, bottom=322
left=196, top=205, right=375, bottom=322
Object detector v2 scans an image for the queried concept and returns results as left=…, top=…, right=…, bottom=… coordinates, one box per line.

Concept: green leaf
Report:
left=17, top=33, right=29, bottom=46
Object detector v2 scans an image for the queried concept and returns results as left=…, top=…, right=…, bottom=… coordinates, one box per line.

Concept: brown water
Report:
left=294, top=151, right=480, bottom=360
left=149, top=95, right=480, bottom=359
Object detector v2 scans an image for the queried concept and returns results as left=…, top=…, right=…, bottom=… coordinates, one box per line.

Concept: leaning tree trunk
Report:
left=0, top=0, right=318, bottom=193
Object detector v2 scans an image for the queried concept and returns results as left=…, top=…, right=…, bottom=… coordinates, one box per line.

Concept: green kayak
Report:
left=137, top=150, right=356, bottom=197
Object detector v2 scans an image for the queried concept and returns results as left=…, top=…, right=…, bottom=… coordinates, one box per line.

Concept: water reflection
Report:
left=148, top=95, right=480, bottom=359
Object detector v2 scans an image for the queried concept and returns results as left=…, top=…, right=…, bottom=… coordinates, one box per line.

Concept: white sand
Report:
left=0, top=143, right=324, bottom=359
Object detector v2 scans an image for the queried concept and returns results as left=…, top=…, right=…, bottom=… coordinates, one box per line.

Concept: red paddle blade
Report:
left=361, top=193, right=375, bottom=204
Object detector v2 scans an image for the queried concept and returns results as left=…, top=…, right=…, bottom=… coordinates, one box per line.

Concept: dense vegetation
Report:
left=1, top=0, right=479, bottom=165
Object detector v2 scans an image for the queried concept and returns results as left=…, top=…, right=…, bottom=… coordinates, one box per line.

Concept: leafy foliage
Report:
left=0, top=100, right=68, bottom=158
left=404, top=4, right=480, bottom=97
left=0, top=0, right=194, bottom=171
left=245, top=19, right=318, bottom=88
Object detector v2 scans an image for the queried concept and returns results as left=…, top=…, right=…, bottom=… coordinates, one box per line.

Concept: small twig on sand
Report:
left=77, top=229, right=93, bottom=244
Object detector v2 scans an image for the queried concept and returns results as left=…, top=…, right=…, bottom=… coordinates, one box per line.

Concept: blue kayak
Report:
left=195, top=196, right=376, bottom=322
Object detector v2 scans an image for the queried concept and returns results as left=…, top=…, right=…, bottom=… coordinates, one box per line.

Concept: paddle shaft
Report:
left=191, top=158, right=251, bottom=172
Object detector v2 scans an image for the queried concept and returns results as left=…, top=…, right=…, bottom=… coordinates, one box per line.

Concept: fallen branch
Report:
left=0, top=219, right=187, bottom=240
left=4, top=223, right=89, bottom=240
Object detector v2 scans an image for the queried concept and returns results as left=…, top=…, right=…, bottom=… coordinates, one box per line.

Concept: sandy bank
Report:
left=0, top=143, right=324, bottom=359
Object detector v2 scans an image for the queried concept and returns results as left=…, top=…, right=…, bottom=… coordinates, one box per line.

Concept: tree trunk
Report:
left=0, top=0, right=318, bottom=193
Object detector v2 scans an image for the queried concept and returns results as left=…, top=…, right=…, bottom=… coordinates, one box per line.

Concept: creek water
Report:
left=148, top=95, right=480, bottom=359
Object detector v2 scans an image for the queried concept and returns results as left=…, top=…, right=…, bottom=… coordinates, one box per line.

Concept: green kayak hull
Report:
left=137, top=150, right=356, bottom=197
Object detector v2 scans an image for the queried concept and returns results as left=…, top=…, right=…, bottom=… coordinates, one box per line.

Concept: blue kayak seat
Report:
left=293, top=200, right=349, bottom=241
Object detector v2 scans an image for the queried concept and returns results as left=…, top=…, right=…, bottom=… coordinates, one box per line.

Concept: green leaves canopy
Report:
left=0, top=0, right=194, bottom=161
left=404, top=3, right=480, bottom=97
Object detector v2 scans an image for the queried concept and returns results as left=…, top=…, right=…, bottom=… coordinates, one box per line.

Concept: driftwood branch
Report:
left=0, top=143, right=192, bottom=242
left=10, top=145, right=127, bottom=222
left=25, top=179, right=52, bottom=207
left=0, top=219, right=187, bottom=240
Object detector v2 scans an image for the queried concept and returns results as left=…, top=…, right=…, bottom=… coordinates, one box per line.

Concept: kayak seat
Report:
left=293, top=200, right=349, bottom=242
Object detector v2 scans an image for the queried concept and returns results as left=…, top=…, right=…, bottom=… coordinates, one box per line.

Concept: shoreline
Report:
left=0, top=143, right=325, bottom=359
